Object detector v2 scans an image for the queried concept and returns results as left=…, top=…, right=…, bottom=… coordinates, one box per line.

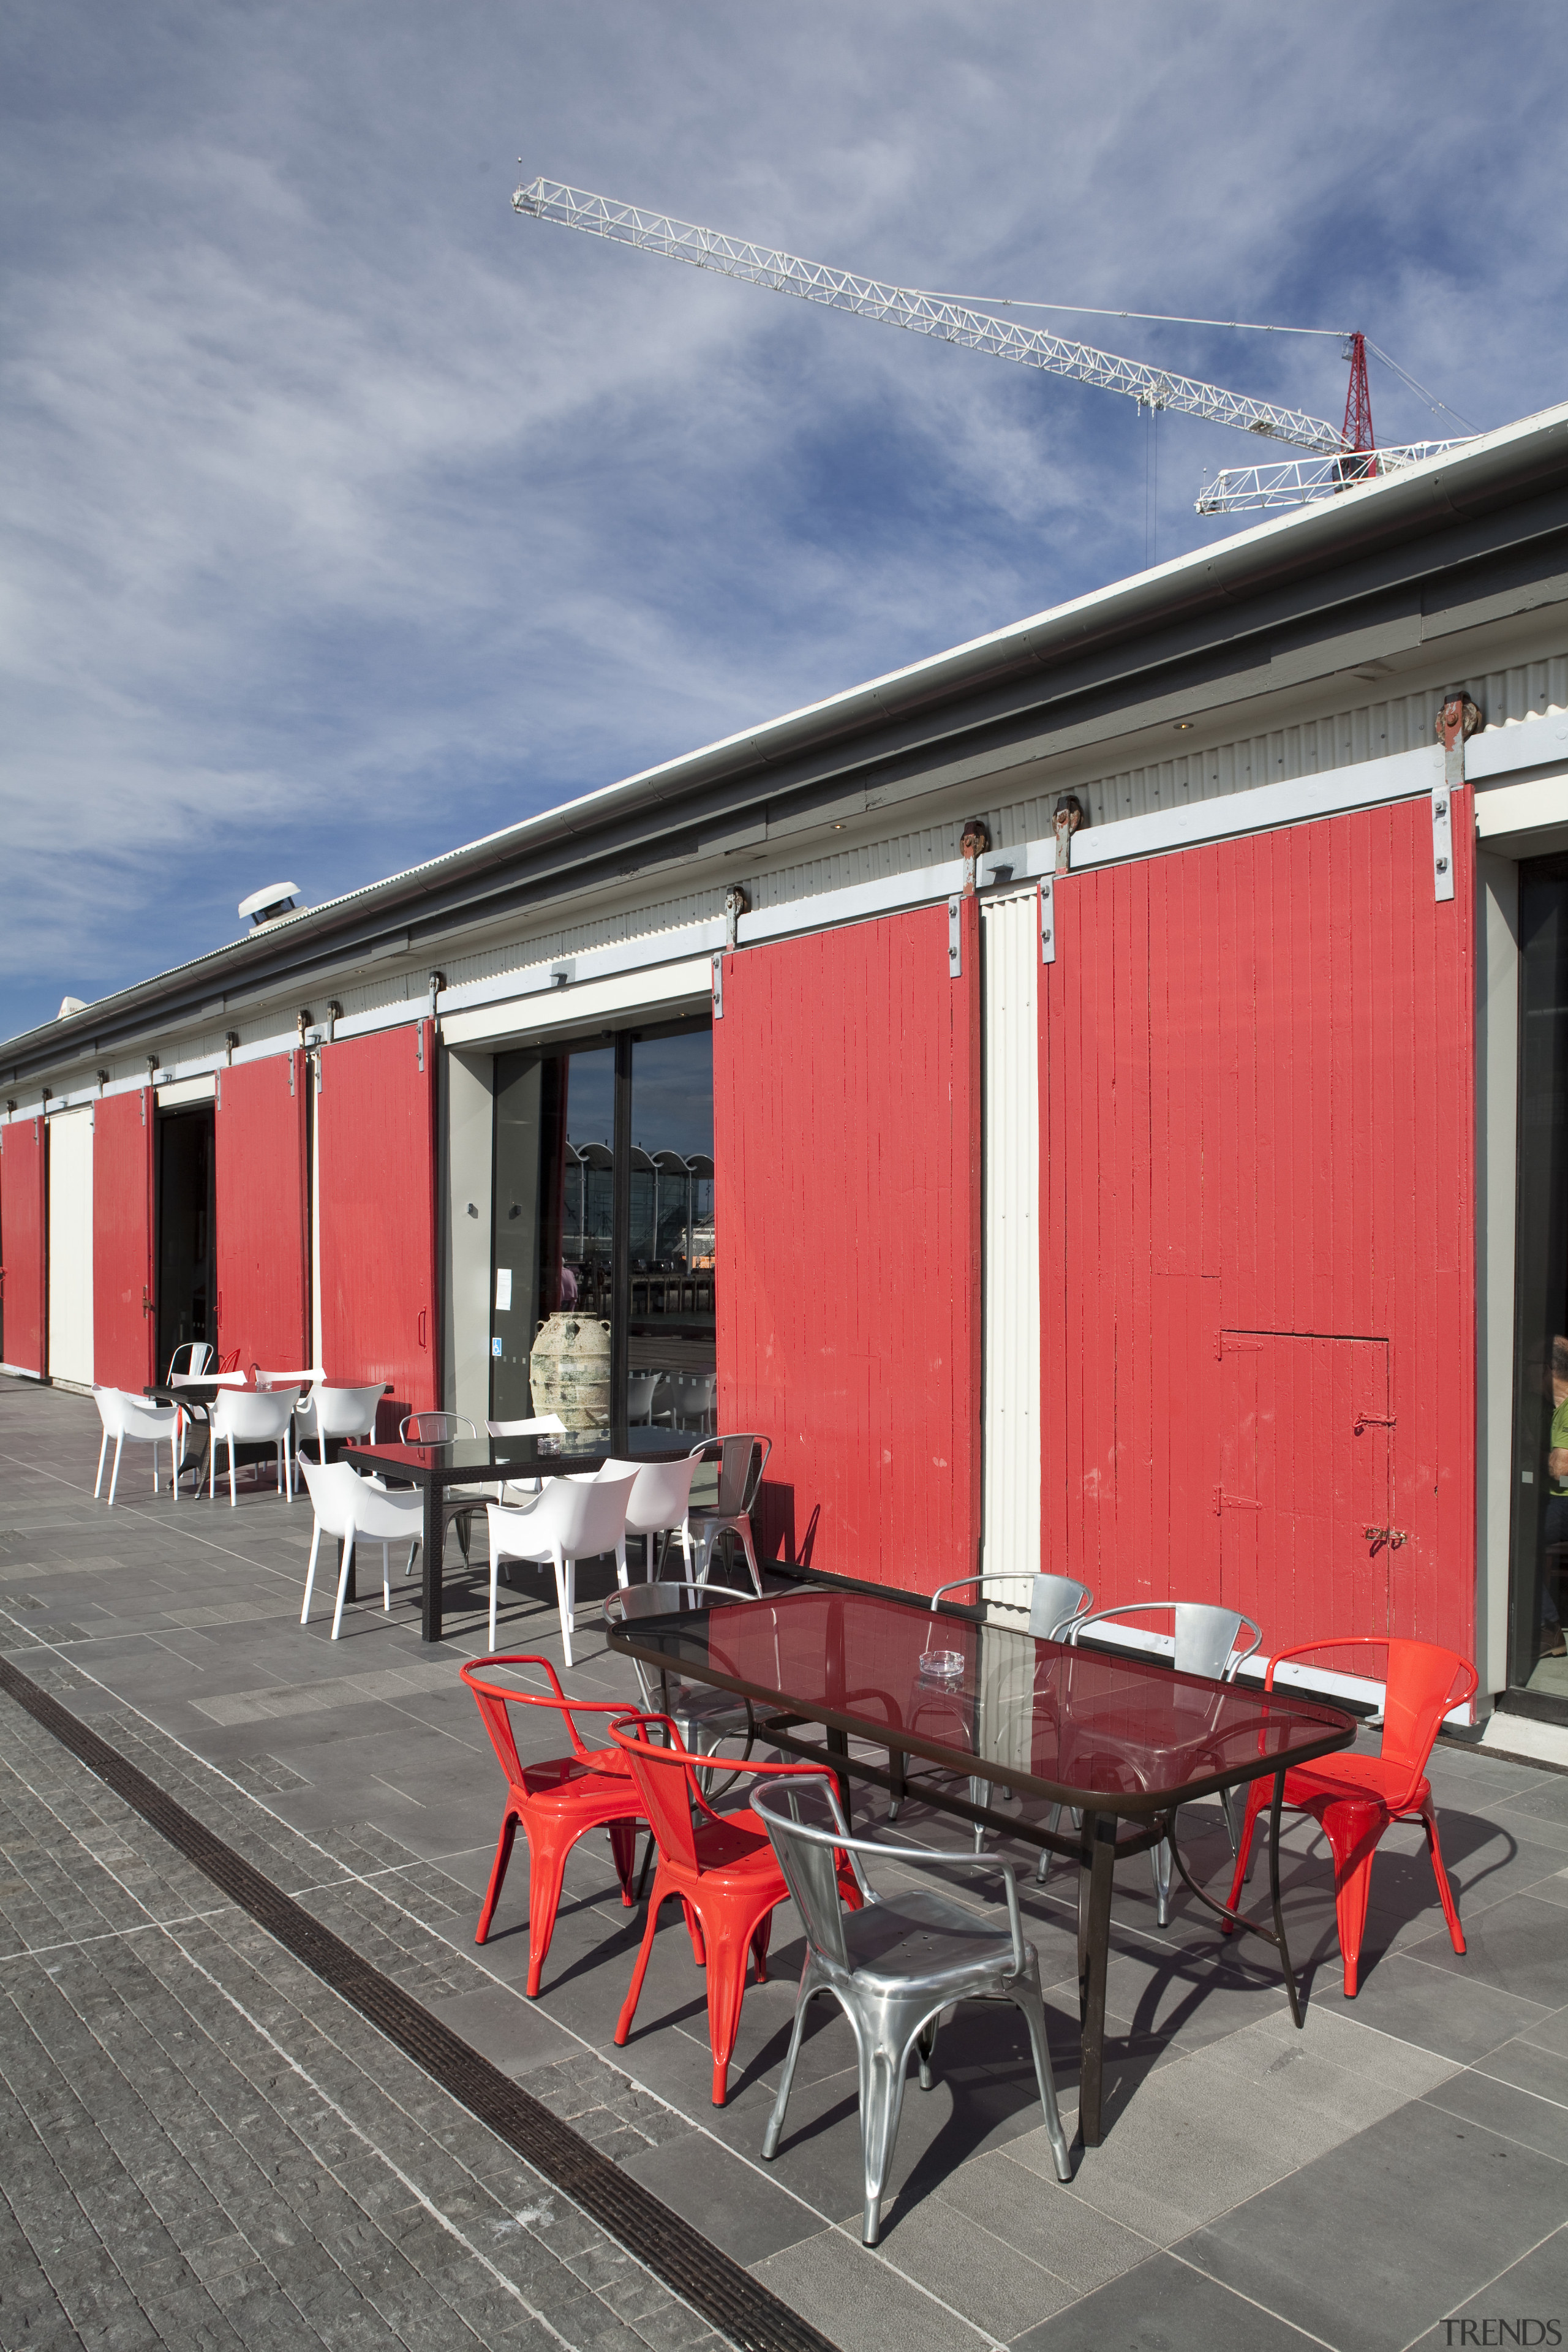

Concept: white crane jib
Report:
left=513, top=176, right=1349, bottom=458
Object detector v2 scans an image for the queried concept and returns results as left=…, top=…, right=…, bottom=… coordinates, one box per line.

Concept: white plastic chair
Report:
left=627, top=1371, right=660, bottom=1424
left=600, top=1451, right=703, bottom=1580
left=208, top=1386, right=301, bottom=1506
left=92, top=1388, right=178, bottom=1507
left=295, top=1381, right=385, bottom=1464
left=486, top=1414, right=567, bottom=1502
left=296, top=1455, right=423, bottom=1640
left=484, top=1469, right=636, bottom=1663
left=164, top=1343, right=215, bottom=1484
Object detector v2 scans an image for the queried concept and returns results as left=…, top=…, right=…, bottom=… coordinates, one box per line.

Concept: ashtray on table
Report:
left=917, top=1648, right=965, bottom=1687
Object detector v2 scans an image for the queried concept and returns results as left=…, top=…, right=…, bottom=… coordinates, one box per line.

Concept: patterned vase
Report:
left=529, top=1311, right=612, bottom=1431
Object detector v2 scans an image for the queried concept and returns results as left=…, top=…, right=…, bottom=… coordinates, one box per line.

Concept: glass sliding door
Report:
left=490, top=1021, right=713, bottom=1443
left=1510, top=854, right=1568, bottom=1705
left=630, top=1027, right=716, bottom=1436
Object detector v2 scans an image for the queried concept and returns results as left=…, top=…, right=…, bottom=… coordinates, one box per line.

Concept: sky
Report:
left=4, top=0, right=1566, bottom=1045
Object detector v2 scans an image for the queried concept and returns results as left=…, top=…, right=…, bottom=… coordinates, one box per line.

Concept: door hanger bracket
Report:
left=1433, top=693, right=1482, bottom=904
left=947, top=899, right=962, bottom=979
left=1039, top=876, right=1055, bottom=965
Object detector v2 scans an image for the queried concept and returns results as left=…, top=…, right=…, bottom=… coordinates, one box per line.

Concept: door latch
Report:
left=1363, top=1525, right=1408, bottom=1551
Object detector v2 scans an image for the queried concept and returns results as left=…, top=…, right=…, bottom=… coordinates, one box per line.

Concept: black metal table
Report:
left=606, top=1583, right=1356, bottom=2147
left=346, top=1433, right=696, bottom=1642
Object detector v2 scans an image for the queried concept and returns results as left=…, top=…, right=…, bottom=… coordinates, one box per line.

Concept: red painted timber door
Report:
left=714, top=899, right=982, bottom=1595
left=0, top=1117, right=48, bottom=1374
left=317, top=1023, right=438, bottom=1433
left=1041, top=796, right=1476, bottom=1659
left=94, top=1088, right=156, bottom=1390
left=214, top=1054, right=309, bottom=1373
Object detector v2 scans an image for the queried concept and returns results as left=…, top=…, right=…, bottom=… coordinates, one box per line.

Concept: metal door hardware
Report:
left=712, top=952, right=724, bottom=1017
left=1363, top=1525, right=1408, bottom=1550
left=948, top=898, right=962, bottom=978
left=1433, top=693, right=1482, bottom=905
left=1213, top=1488, right=1262, bottom=1515
left=1353, top=1411, right=1396, bottom=1434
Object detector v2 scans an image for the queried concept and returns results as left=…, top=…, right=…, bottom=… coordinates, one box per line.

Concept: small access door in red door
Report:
left=94, top=1088, right=157, bottom=1391
left=1216, top=1330, right=1393, bottom=1649
left=214, top=1054, right=310, bottom=1372
left=317, top=1023, right=438, bottom=1432
left=0, top=1117, right=48, bottom=1374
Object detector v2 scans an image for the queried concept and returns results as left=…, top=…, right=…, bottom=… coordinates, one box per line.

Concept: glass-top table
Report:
left=606, top=1584, right=1357, bottom=2147
left=346, top=1433, right=698, bottom=1642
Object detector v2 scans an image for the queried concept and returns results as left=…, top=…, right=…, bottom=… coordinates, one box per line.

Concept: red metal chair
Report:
left=608, top=1711, right=862, bottom=2106
left=459, top=1654, right=646, bottom=1997
left=1224, top=1637, right=1479, bottom=1997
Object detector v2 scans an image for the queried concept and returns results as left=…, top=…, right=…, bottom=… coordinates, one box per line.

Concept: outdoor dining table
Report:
left=605, top=1582, right=1357, bottom=2147
left=345, top=1431, right=697, bottom=1643
left=143, top=1373, right=249, bottom=1491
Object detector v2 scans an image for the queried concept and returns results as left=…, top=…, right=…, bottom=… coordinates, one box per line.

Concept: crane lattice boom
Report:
left=513, top=176, right=1351, bottom=458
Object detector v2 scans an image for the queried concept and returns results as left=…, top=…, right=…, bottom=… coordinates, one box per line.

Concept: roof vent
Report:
left=238, top=881, right=301, bottom=929
left=56, top=995, right=87, bottom=1019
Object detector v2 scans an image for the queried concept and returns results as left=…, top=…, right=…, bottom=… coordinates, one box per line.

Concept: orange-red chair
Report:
left=609, top=1711, right=862, bottom=2106
left=460, top=1654, right=646, bottom=1997
left=1226, top=1637, right=1479, bottom=1997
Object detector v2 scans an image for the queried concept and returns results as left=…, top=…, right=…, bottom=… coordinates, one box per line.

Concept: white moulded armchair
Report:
left=486, top=1414, right=567, bottom=1503
left=92, top=1388, right=179, bottom=1507
left=484, top=1468, right=636, bottom=1663
left=297, top=1455, right=423, bottom=1640
left=294, top=1381, right=385, bottom=1464
left=208, top=1386, right=301, bottom=1506
left=600, top=1451, right=703, bottom=1581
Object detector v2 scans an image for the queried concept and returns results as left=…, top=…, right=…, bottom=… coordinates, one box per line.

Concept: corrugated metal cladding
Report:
left=980, top=892, right=1041, bottom=1602
left=715, top=901, right=981, bottom=1593
left=0, top=1120, right=47, bottom=1374
left=1039, top=794, right=1477, bottom=1659
left=46, top=1107, right=93, bottom=1386
left=750, top=652, right=1568, bottom=915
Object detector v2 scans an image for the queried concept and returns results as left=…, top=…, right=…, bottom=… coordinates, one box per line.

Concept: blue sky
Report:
left=4, top=0, right=1565, bottom=1044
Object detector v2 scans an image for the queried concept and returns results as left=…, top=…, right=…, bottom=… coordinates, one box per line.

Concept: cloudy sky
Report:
left=4, top=1, right=1564, bottom=1042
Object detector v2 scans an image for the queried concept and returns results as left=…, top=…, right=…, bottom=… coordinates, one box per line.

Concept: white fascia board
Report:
left=1466, top=710, right=1568, bottom=782
left=742, top=861, right=968, bottom=944
left=441, top=958, right=714, bottom=1049
left=156, top=1074, right=216, bottom=1107
left=1475, top=771, right=1568, bottom=839
left=436, top=918, right=726, bottom=1020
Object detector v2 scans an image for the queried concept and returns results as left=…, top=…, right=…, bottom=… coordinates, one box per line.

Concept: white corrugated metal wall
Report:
left=46, top=1107, right=93, bottom=1387
left=981, top=890, right=1041, bottom=1602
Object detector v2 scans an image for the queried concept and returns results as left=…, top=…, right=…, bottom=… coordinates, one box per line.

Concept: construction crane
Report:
left=513, top=176, right=1473, bottom=514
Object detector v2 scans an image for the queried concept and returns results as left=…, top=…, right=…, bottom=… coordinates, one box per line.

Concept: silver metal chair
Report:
left=752, top=1778, right=1072, bottom=2244
left=687, top=1433, right=770, bottom=1594
left=602, top=1578, right=759, bottom=1776
left=1049, top=1602, right=1264, bottom=1923
left=892, top=1573, right=1093, bottom=1843
left=400, top=1412, right=484, bottom=1559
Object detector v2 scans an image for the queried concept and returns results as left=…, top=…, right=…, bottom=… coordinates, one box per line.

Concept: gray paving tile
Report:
left=1009, top=2248, right=1316, bottom=2351
left=1404, top=2223, right=1568, bottom=2350
left=1402, top=1890, right=1568, bottom=2009
left=1179, top=2100, right=1568, bottom=2352
left=618, top=2125, right=823, bottom=2267
left=752, top=2220, right=992, bottom=2352
left=1423, top=2066, right=1568, bottom=2164
left=1310, top=1947, right=1553, bottom=2062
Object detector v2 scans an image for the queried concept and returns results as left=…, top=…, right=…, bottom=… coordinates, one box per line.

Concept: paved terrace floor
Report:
left=1, top=1376, right=1567, bottom=2352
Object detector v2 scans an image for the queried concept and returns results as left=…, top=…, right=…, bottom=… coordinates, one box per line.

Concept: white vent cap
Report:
left=238, top=881, right=301, bottom=927
left=57, top=995, right=88, bottom=1019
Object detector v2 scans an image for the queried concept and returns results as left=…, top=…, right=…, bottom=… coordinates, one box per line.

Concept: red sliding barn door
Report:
left=715, top=900, right=982, bottom=1595
left=214, top=1053, right=309, bottom=1373
left=1041, top=797, right=1477, bottom=1658
left=0, top=1117, right=48, bottom=1374
left=317, top=1023, right=438, bottom=1433
left=94, top=1088, right=156, bottom=1390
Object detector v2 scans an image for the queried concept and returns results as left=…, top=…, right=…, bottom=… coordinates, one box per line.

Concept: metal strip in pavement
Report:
left=0, top=1651, right=837, bottom=2352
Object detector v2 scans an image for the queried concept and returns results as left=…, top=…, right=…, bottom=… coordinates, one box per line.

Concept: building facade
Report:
left=9, top=404, right=1568, bottom=1729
